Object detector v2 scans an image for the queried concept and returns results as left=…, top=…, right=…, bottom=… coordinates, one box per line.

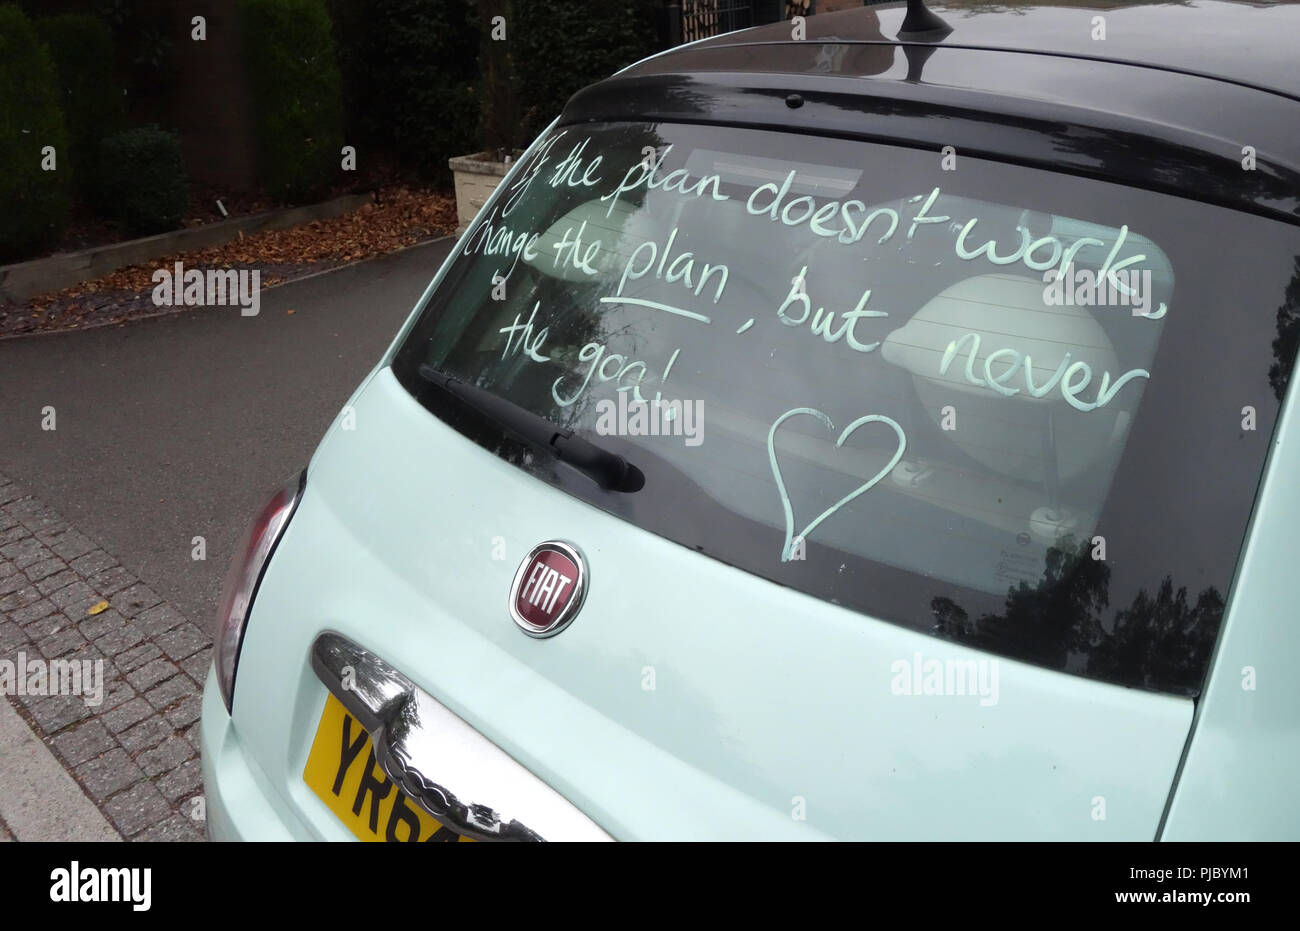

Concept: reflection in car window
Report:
left=394, top=121, right=1300, bottom=696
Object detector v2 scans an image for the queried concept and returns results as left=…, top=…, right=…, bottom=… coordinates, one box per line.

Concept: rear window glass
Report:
left=393, top=121, right=1300, bottom=696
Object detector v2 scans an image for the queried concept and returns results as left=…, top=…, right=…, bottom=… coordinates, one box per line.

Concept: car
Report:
left=200, top=0, right=1300, bottom=841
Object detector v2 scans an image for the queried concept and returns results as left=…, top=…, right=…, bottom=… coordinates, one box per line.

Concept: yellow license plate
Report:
left=304, top=694, right=471, bottom=842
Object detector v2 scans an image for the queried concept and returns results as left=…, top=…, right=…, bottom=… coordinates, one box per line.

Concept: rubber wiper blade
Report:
left=417, top=364, right=644, bottom=492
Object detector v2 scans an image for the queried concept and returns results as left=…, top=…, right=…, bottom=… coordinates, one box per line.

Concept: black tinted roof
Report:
left=567, top=1, right=1300, bottom=225
left=643, top=1, right=1300, bottom=101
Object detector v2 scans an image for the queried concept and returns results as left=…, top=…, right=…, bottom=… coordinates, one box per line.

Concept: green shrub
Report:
left=241, top=0, right=345, bottom=203
left=475, top=0, right=519, bottom=155
left=401, top=78, right=480, bottom=179
left=98, top=126, right=188, bottom=236
left=36, top=13, right=127, bottom=199
left=325, top=0, right=378, bottom=149
left=334, top=0, right=480, bottom=181
left=0, top=4, right=71, bottom=262
left=326, top=0, right=661, bottom=181
left=509, top=0, right=662, bottom=142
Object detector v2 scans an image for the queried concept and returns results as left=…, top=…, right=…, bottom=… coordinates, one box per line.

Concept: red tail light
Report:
left=213, top=472, right=305, bottom=712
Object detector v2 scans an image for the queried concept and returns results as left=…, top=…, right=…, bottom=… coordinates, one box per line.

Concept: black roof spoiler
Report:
left=560, top=68, right=1300, bottom=227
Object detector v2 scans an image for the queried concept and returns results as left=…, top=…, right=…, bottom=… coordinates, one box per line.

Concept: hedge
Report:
left=36, top=13, right=127, bottom=199
left=241, top=0, right=345, bottom=203
left=0, top=4, right=71, bottom=262
left=509, top=0, right=663, bottom=143
left=330, top=0, right=480, bottom=180
left=98, top=126, right=189, bottom=236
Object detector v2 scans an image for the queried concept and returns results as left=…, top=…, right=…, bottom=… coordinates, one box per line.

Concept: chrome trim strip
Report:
left=310, top=632, right=612, bottom=842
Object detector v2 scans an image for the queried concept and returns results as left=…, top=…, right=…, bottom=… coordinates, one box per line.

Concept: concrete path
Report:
left=0, top=697, right=120, bottom=841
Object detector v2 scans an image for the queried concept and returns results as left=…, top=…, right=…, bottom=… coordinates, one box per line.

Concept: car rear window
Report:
left=393, top=121, right=1300, bottom=696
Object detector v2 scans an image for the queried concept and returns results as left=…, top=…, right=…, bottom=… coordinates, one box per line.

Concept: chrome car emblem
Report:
left=509, top=541, right=586, bottom=638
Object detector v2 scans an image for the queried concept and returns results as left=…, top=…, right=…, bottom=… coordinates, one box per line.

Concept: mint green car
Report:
left=201, top=1, right=1300, bottom=841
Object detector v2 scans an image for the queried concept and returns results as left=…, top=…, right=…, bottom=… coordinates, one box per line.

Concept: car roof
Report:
left=671, top=1, right=1300, bottom=102
left=561, top=1, right=1300, bottom=226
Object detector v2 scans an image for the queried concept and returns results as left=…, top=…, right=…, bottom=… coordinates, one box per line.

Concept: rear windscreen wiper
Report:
left=417, top=364, right=644, bottom=492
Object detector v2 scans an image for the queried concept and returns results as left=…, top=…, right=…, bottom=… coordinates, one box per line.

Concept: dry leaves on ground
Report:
left=2, top=187, right=458, bottom=337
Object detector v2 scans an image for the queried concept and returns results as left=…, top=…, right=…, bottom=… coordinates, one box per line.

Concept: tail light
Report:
left=213, top=471, right=305, bottom=712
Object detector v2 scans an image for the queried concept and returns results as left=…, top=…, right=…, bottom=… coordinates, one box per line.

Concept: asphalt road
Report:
left=0, top=239, right=453, bottom=627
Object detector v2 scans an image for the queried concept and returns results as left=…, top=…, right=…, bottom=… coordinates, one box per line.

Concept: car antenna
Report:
left=897, top=0, right=952, bottom=41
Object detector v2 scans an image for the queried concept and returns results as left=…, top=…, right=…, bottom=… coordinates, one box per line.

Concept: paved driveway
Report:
left=0, top=239, right=451, bottom=625
left=0, top=240, right=451, bottom=841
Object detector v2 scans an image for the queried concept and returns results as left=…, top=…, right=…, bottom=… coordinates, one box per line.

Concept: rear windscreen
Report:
left=393, top=121, right=1300, bottom=695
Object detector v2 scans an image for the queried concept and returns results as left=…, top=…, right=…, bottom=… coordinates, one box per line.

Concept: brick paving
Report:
left=0, top=472, right=206, bottom=841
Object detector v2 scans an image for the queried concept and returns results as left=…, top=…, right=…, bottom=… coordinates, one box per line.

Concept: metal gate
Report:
left=680, top=1, right=755, bottom=41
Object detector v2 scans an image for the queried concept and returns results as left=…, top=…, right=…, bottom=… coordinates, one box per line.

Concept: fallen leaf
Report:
left=11, top=186, right=458, bottom=336
left=87, top=600, right=109, bottom=615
